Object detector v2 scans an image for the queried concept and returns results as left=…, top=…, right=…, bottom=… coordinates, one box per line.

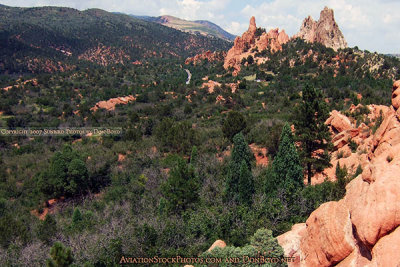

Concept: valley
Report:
left=0, top=3, right=399, bottom=267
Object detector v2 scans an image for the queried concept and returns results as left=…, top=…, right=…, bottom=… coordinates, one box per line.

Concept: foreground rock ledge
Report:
left=278, top=80, right=400, bottom=266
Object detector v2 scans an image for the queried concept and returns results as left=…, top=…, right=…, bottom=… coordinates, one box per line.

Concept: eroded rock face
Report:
left=223, top=7, right=346, bottom=75
left=392, top=80, right=400, bottom=111
left=278, top=81, right=400, bottom=266
left=295, top=7, right=347, bottom=51
left=300, top=201, right=355, bottom=266
left=223, top=17, right=289, bottom=75
left=326, top=110, right=353, bottom=133
left=207, top=240, right=226, bottom=252
left=90, top=95, right=136, bottom=112
left=185, top=50, right=226, bottom=65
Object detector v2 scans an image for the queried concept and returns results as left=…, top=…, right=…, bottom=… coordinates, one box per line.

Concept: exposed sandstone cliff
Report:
left=278, top=80, right=400, bottom=266
left=185, top=50, right=226, bottom=65
left=223, top=16, right=289, bottom=75
left=295, top=7, right=347, bottom=51
left=222, top=7, right=346, bottom=75
left=90, top=95, right=136, bottom=112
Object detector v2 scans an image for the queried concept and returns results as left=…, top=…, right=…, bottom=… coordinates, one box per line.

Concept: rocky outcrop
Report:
left=311, top=103, right=390, bottom=185
left=325, top=110, right=353, bottom=134
left=223, top=7, right=346, bottom=75
left=249, top=143, right=269, bottom=167
left=90, top=95, right=136, bottom=112
left=185, top=50, right=226, bottom=65
left=295, top=7, right=347, bottom=51
left=1, top=79, right=38, bottom=91
left=201, top=80, right=221, bottom=93
left=78, top=44, right=131, bottom=66
left=223, top=17, right=289, bottom=75
left=392, top=80, right=400, bottom=110
left=207, top=240, right=226, bottom=252
left=278, top=81, right=400, bottom=266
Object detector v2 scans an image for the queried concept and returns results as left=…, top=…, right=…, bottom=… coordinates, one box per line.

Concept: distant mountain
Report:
left=0, top=5, right=231, bottom=74
left=136, top=15, right=236, bottom=41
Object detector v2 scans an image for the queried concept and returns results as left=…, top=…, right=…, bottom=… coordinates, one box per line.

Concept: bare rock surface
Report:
left=223, top=17, right=288, bottom=75
left=295, top=7, right=347, bottom=50
left=278, top=81, right=400, bottom=266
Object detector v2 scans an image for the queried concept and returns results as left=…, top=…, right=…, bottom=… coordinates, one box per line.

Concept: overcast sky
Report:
left=1, top=0, right=399, bottom=53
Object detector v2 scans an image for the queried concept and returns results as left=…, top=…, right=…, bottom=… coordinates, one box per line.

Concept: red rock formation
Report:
left=207, top=240, right=227, bottom=252
left=223, top=17, right=289, bottom=75
left=185, top=50, right=226, bottom=65
left=201, top=80, right=222, bottom=93
left=249, top=143, right=269, bottom=167
left=90, top=95, right=136, bottom=112
left=79, top=44, right=130, bottom=66
left=326, top=110, right=353, bottom=133
left=278, top=80, right=400, bottom=266
left=1, top=79, right=38, bottom=91
left=295, top=7, right=347, bottom=51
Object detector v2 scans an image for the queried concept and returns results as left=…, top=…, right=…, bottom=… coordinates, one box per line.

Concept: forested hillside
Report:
left=0, top=5, right=230, bottom=74
left=0, top=4, right=400, bottom=266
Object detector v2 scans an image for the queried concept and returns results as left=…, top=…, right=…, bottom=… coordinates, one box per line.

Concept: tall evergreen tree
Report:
left=225, top=133, right=254, bottom=205
left=37, top=145, right=89, bottom=198
left=238, top=160, right=254, bottom=206
left=46, top=242, right=74, bottom=267
left=222, top=111, right=247, bottom=142
left=161, top=157, right=199, bottom=213
left=37, top=214, right=57, bottom=244
left=273, top=123, right=303, bottom=187
left=190, top=146, right=198, bottom=165
left=293, top=84, right=332, bottom=185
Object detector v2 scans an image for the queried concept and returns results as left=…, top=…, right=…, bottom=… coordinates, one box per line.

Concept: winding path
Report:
left=185, top=69, right=192, bottom=85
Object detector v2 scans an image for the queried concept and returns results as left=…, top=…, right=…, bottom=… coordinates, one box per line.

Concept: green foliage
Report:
left=161, top=157, right=199, bottom=213
left=155, top=118, right=198, bottom=154
left=222, top=111, right=247, bottom=142
left=353, top=164, right=363, bottom=178
left=335, top=163, right=348, bottom=196
left=0, top=5, right=230, bottom=74
left=190, top=146, right=198, bottom=165
left=1, top=9, right=400, bottom=265
left=247, top=55, right=254, bottom=65
left=348, top=139, right=358, bottom=153
left=46, top=242, right=74, bottom=267
left=238, top=160, right=255, bottom=206
left=270, top=123, right=304, bottom=191
left=225, top=133, right=254, bottom=205
left=372, top=110, right=384, bottom=134
left=37, top=214, right=57, bottom=244
left=37, top=145, right=89, bottom=198
left=71, top=208, right=82, bottom=227
left=254, top=27, right=266, bottom=38
left=293, top=84, right=332, bottom=184
left=201, top=228, right=285, bottom=267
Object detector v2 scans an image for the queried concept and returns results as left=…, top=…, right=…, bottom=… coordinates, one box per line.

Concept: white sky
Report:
left=1, top=0, right=399, bottom=53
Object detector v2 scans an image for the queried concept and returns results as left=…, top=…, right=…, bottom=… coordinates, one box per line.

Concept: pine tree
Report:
left=161, top=157, right=199, bottom=213
left=37, top=145, right=89, bottom=198
left=238, top=160, right=254, bottom=205
left=225, top=133, right=254, bottom=204
left=72, top=208, right=83, bottom=228
left=293, top=84, right=332, bottom=185
left=190, top=146, right=198, bottom=165
left=37, top=214, right=57, bottom=244
left=46, top=242, right=74, bottom=267
left=222, top=111, right=247, bottom=142
left=272, top=123, right=304, bottom=188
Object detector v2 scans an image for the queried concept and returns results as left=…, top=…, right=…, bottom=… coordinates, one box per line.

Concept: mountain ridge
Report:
left=135, top=14, right=236, bottom=41
left=0, top=5, right=230, bottom=74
